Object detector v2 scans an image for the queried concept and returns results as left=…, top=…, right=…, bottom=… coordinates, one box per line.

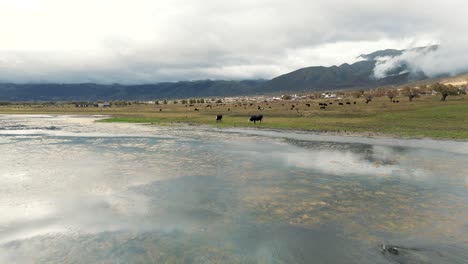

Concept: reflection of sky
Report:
left=0, top=115, right=467, bottom=263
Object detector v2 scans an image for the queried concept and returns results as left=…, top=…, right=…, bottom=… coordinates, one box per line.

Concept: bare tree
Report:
left=386, top=89, right=398, bottom=102
left=401, top=86, right=420, bottom=102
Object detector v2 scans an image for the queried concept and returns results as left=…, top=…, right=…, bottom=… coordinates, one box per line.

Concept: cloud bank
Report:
left=0, top=0, right=467, bottom=83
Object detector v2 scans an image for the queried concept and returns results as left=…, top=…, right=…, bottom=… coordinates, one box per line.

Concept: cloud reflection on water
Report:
left=0, top=115, right=467, bottom=263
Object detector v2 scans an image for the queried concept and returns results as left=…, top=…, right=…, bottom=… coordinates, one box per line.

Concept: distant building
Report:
left=321, top=92, right=337, bottom=99
left=95, top=102, right=111, bottom=107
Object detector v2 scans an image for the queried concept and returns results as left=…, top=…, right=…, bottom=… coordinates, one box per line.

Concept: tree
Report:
left=181, top=99, right=187, bottom=104
left=173, top=100, right=178, bottom=104
left=351, top=91, right=363, bottom=98
left=163, top=100, right=168, bottom=104
left=374, top=87, right=387, bottom=97
left=432, top=83, right=463, bottom=101
left=200, top=98, right=205, bottom=104
left=386, top=89, right=398, bottom=102
left=401, top=86, right=420, bottom=102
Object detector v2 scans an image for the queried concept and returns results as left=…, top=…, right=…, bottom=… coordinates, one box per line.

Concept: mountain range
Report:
left=0, top=45, right=455, bottom=101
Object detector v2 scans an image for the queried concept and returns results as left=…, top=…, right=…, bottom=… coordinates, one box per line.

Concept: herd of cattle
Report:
left=190, top=100, right=400, bottom=124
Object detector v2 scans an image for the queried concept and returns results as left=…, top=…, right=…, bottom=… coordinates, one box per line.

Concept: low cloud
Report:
left=373, top=42, right=468, bottom=79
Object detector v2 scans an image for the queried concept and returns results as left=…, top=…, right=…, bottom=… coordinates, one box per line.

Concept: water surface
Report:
left=0, top=115, right=467, bottom=263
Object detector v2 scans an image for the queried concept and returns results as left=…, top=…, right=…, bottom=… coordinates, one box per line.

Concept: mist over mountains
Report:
left=0, top=45, right=462, bottom=101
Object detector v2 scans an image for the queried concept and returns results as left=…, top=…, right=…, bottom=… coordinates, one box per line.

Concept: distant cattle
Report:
left=159, top=109, right=162, bottom=111
left=215, top=115, right=223, bottom=122
left=320, top=106, right=326, bottom=110
left=346, top=102, right=351, bottom=105
left=194, top=108, right=199, bottom=111
left=249, top=115, right=263, bottom=124
left=339, top=103, right=344, bottom=105
left=306, top=103, right=311, bottom=107
left=353, top=102, right=357, bottom=104
left=329, top=102, right=333, bottom=105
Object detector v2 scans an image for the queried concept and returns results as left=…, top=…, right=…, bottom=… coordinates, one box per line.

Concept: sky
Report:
left=0, top=0, right=466, bottom=84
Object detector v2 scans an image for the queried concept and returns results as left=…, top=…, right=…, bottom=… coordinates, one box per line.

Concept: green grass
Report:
left=2, top=95, right=468, bottom=140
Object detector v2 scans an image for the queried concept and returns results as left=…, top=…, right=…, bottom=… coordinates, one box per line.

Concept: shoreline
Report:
left=99, top=117, right=468, bottom=142
left=2, top=96, right=467, bottom=141
left=1, top=112, right=467, bottom=142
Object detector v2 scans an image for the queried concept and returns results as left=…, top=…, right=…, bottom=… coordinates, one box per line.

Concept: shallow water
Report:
left=0, top=115, right=467, bottom=263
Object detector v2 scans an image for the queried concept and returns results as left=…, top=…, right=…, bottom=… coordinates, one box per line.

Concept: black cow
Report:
left=249, top=115, right=263, bottom=124
left=215, top=115, right=223, bottom=122
left=306, top=103, right=311, bottom=107
left=339, top=103, right=344, bottom=105
left=346, top=102, right=351, bottom=105
left=320, top=106, right=326, bottom=110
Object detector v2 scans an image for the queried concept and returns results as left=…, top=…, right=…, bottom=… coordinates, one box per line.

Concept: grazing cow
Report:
left=320, top=106, right=326, bottom=109
left=248, top=115, right=263, bottom=124
left=329, top=102, right=333, bottom=105
left=346, top=102, right=351, bottom=105
left=306, top=103, right=311, bottom=107
left=159, top=109, right=162, bottom=111
left=228, top=108, right=231, bottom=111
left=194, top=108, right=199, bottom=111
left=339, top=103, right=344, bottom=105
left=323, top=103, right=328, bottom=107
left=319, top=103, right=323, bottom=106
left=393, top=100, right=396, bottom=103
left=215, top=115, right=223, bottom=122
left=396, top=100, right=399, bottom=103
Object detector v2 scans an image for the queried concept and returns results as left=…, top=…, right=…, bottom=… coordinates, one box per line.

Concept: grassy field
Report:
left=1, top=95, right=467, bottom=140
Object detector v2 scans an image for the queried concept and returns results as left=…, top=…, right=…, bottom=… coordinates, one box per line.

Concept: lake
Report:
left=0, top=115, right=467, bottom=263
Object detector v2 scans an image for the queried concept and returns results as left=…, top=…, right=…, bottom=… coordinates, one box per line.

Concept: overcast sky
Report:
left=0, top=0, right=466, bottom=84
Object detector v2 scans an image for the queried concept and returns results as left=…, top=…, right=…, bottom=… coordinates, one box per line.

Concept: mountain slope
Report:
left=0, top=80, right=265, bottom=101
left=257, top=46, right=439, bottom=93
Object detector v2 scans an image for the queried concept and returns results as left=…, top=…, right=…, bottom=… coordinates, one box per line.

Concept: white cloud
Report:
left=0, top=0, right=466, bottom=83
